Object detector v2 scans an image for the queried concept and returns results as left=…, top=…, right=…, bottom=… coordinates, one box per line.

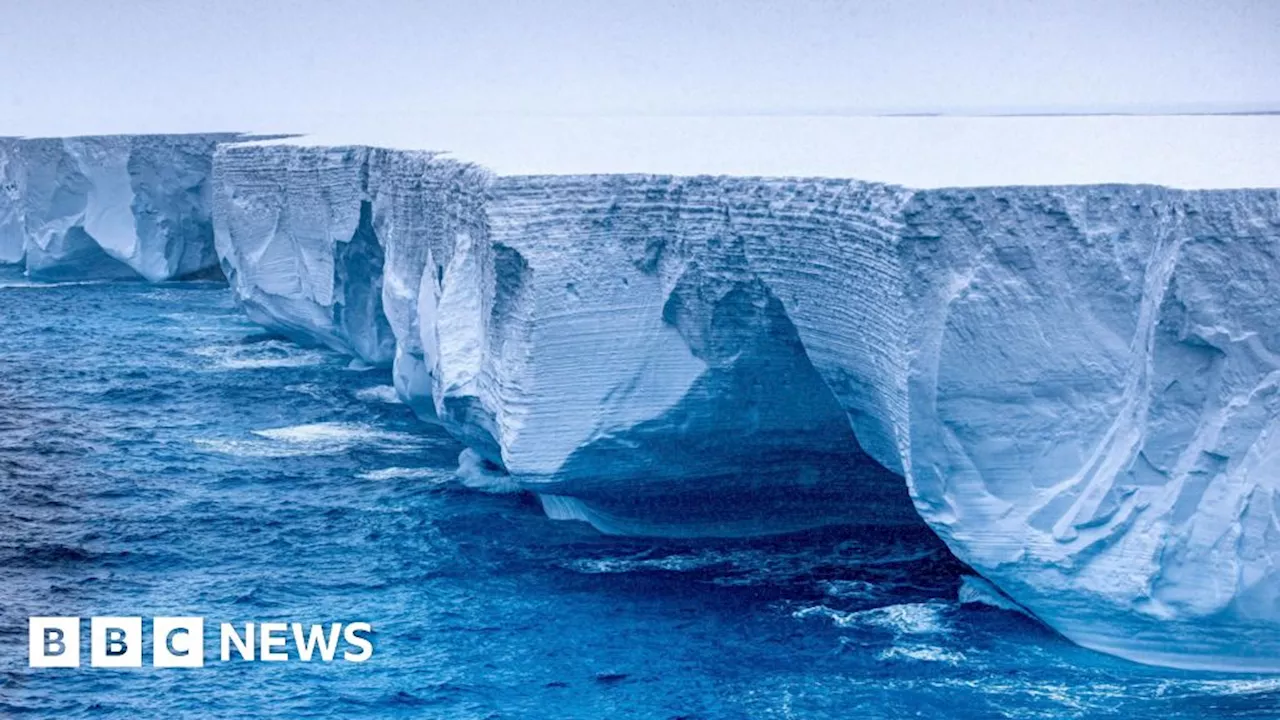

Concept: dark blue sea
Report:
left=1, top=268, right=1277, bottom=718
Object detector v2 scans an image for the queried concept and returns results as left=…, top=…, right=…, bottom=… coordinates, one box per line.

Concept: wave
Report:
left=454, top=448, right=521, bottom=493
left=560, top=536, right=943, bottom=591
left=285, top=383, right=327, bottom=400
left=796, top=602, right=966, bottom=667
left=196, top=422, right=428, bottom=458
left=252, top=421, right=420, bottom=446
left=357, top=467, right=450, bottom=482
left=558, top=546, right=859, bottom=582
left=877, top=645, right=967, bottom=665
left=192, top=437, right=337, bottom=458
left=562, top=551, right=734, bottom=575
left=355, top=385, right=402, bottom=404
left=160, top=312, right=245, bottom=337
left=820, top=579, right=880, bottom=600
left=1162, top=678, right=1280, bottom=697
left=793, top=602, right=952, bottom=635
left=191, top=341, right=329, bottom=370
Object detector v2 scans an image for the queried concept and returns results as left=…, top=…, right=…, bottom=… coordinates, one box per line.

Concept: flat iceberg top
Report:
left=233, top=115, right=1280, bottom=189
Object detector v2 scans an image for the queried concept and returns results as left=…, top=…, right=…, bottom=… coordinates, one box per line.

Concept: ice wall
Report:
left=5, top=133, right=244, bottom=280
left=215, top=147, right=922, bottom=534
left=0, top=138, right=24, bottom=264
left=211, top=144, right=489, bottom=367
left=468, top=176, right=918, bottom=534
left=900, top=187, right=1280, bottom=671
left=213, top=140, right=1280, bottom=671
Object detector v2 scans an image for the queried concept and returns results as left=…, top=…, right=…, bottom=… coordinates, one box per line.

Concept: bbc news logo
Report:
left=29, top=617, right=373, bottom=668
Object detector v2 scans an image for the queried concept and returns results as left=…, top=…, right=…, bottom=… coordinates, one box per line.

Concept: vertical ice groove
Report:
left=1038, top=207, right=1184, bottom=547
left=213, top=143, right=416, bottom=364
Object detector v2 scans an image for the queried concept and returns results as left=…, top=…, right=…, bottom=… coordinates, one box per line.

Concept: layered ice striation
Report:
left=0, top=133, right=247, bottom=280
left=215, top=144, right=920, bottom=535
left=213, top=137, right=1280, bottom=672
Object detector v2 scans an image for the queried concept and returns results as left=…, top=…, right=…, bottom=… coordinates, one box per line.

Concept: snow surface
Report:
left=212, top=127, right=1280, bottom=672
left=240, top=115, right=1280, bottom=189
left=1, top=133, right=246, bottom=280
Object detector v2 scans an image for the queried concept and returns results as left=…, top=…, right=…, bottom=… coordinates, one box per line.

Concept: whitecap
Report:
left=877, top=644, right=966, bottom=665
left=854, top=602, right=952, bottom=635
left=357, top=467, right=449, bottom=482
left=214, top=354, right=328, bottom=370
left=196, top=421, right=427, bottom=458
left=160, top=313, right=237, bottom=337
left=454, top=448, right=521, bottom=493
left=252, top=421, right=420, bottom=447
left=821, top=579, right=879, bottom=600
left=562, top=547, right=888, bottom=586
left=563, top=552, right=730, bottom=575
left=285, top=383, right=327, bottom=400
left=1166, top=678, right=1280, bottom=697
left=191, top=438, right=333, bottom=459
left=191, top=341, right=328, bottom=370
left=792, top=605, right=856, bottom=624
left=793, top=602, right=951, bottom=635
left=355, top=385, right=402, bottom=404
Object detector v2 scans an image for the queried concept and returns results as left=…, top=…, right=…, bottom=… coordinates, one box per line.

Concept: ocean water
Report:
left=1, top=269, right=1277, bottom=719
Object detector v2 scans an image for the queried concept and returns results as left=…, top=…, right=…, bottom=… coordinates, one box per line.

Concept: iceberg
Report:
left=4, top=118, right=1275, bottom=672
left=4, top=133, right=247, bottom=280
left=212, top=123, right=1280, bottom=672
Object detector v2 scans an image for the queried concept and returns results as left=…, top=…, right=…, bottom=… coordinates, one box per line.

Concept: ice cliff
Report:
left=4, top=125, right=1272, bottom=673
left=213, top=138, right=1280, bottom=672
left=900, top=188, right=1280, bottom=672
left=0, top=133, right=247, bottom=280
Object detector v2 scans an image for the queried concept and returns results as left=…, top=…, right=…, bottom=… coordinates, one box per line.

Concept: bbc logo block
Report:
left=30, top=617, right=204, bottom=668
left=153, top=616, right=205, bottom=668
left=28, top=617, right=80, bottom=668
left=90, top=616, right=142, bottom=667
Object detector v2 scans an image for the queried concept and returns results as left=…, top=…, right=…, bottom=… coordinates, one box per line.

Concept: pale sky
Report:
left=0, top=0, right=1277, bottom=137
